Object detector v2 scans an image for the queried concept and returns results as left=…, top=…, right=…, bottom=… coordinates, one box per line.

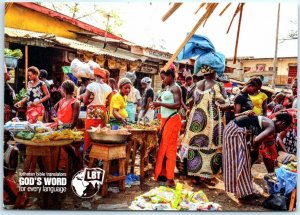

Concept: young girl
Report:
left=109, top=78, right=132, bottom=126
left=57, top=80, right=80, bottom=170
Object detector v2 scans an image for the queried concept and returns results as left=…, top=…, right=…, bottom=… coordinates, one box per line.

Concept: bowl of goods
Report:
left=87, top=126, right=131, bottom=144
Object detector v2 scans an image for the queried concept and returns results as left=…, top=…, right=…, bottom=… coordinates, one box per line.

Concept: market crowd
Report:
left=3, top=35, right=297, bottom=207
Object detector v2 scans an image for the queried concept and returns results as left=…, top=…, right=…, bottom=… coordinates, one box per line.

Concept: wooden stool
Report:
left=88, top=142, right=126, bottom=197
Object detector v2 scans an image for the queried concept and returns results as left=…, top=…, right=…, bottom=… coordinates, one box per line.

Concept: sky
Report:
left=40, top=2, right=298, bottom=58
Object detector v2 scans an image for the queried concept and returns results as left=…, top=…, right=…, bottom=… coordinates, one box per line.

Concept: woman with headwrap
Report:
left=80, top=67, right=112, bottom=152
left=179, top=35, right=229, bottom=185
left=138, top=77, right=155, bottom=123
left=109, top=78, right=132, bottom=126
left=125, top=71, right=141, bottom=123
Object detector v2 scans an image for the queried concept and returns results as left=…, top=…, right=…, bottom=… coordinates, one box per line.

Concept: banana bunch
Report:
left=31, top=129, right=84, bottom=143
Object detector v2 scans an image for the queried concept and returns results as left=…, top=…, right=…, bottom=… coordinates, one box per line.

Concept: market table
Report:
left=126, top=128, right=158, bottom=182
left=13, top=138, right=73, bottom=209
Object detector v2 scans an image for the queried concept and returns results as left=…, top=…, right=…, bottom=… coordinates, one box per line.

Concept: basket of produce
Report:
left=4, top=48, right=23, bottom=68
left=87, top=126, right=131, bottom=144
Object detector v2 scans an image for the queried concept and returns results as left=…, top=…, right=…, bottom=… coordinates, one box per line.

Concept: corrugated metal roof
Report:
left=5, top=27, right=142, bottom=62
left=5, top=27, right=54, bottom=42
left=53, top=37, right=106, bottom=55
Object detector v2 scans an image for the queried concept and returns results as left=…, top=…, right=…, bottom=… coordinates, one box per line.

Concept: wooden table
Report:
left=13, top=138, right=73, bottom=209
left=126, top=128, right=158, bottom=182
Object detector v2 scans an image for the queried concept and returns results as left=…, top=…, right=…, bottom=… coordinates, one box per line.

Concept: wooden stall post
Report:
left=25, top=45, right=28, bottom=89
left=162, top=3, right=218, bottom=72
left=161, top=3, right=183, bottom=22
left=233, top=3, right=244, bottom=64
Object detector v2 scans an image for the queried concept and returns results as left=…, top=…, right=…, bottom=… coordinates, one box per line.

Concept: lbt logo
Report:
left=71, top=168, right=105, bottom=198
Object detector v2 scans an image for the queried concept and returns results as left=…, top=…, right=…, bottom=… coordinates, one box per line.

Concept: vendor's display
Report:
left=31, top=129, right=83, bottom=143
left=88, top=125, right=131, bottom=143
left=7, top=120, right=84, bottom=143
left=130, top=183, right=222, bottom=211
left=127, top=119, right=160, bottom=130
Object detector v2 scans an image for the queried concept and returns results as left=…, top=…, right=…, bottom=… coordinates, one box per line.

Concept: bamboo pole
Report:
left=233, top=3, right=244, bottom=64
left=219, top=3, right=231, bottom=16
left=226, top=3, right=242, bottom=34
left=162, top=3, right=218, bottom=72
left=25, top=45, right=28, bottom=89
left=161, top=3, right=183, bottom=22
left=194, top=3, right=206, bottom=15
left=271, top=3, right=280, bottom=88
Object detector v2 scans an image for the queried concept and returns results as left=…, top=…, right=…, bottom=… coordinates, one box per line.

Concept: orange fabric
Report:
left=93, top=67, right=107, bottom=79
left=155, top=114, right=181, bottom=180
left=259, top=135, right=278, bottom=161
left=57, top=98, right=77, bottom=170
left=83, top=105, right=107, bottom=152
left=57, top=98, right=77, bottom=124
left=26, top=104, right=44, bottom=123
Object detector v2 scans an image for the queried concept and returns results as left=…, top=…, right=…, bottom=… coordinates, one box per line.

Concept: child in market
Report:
left=4, top=130, right=19, bottom=205
left=56, top=80, right=81, bottom=172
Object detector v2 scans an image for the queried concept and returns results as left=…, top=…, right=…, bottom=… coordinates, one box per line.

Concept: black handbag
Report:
left=158, top=112, right=177, bottom=145
left=263, top=193, right=288, bottom=211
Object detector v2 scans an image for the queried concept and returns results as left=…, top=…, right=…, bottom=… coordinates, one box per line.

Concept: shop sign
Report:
left=143, top=48, right=172, bottom=61
left=140, top=63, right=158, bottom=74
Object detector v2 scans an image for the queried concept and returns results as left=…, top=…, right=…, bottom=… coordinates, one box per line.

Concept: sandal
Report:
left=200, top=177, right=216, bottom=186
left=191, top=177, right=201, bottom=185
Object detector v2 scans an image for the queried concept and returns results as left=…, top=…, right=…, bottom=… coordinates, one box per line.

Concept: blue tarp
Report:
left=178, top=34, right=225, bottom=77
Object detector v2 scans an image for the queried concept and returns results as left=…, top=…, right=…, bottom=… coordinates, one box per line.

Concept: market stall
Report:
left=126, top=121, right=160, bottom=182
left=5, top=120, right=84, bottom=208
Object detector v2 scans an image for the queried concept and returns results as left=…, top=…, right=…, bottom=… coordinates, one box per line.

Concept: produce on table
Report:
left=4, top=48, right=23, bottom=59
left=90, top=125, right=130, bottom=135
left=15, top=131, right=35, bottom=140
left=31, top=129, right=84, bottom=143
left=14, top=88, right=28, bottom=103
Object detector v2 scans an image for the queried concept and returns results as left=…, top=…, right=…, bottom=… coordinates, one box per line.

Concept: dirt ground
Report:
left=13, top=163, right=270, bottom=211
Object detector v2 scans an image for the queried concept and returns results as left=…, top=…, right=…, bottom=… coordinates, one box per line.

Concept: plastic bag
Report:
left=262, top=193, right=288, bottom=210
left=70, top=58, right=83, bottom=76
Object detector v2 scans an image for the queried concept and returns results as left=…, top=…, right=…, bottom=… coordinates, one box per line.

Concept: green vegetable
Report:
left=16, top=131, right=35, bottom=140
left=14, top=88, right=28, bottom=103
left=4, top=48, right=23, bottom=59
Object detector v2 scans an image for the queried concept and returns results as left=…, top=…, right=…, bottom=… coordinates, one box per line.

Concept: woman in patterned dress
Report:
left=181, top=65, right=229, bottom=185
left=15, top=66, right=50, bottom=123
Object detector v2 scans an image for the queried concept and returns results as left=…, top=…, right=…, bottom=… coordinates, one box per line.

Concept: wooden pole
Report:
left=194, top=3, right=206, bottom=15
left=161, top=3, right=183, bottom=22
left=219, top=3, right=231, bottom=16
left=233, top=3, right=244, bottom=64
left=162, top=3, right=218, bottom=72
left=272, top=3, right=280, bottom=88
left=226, top=3, right=242, bottom=34
left=25, top=45, right=28, bottom=89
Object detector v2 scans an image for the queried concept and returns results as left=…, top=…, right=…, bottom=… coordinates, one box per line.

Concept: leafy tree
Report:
left=37, top=2, right=123, bottom=36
